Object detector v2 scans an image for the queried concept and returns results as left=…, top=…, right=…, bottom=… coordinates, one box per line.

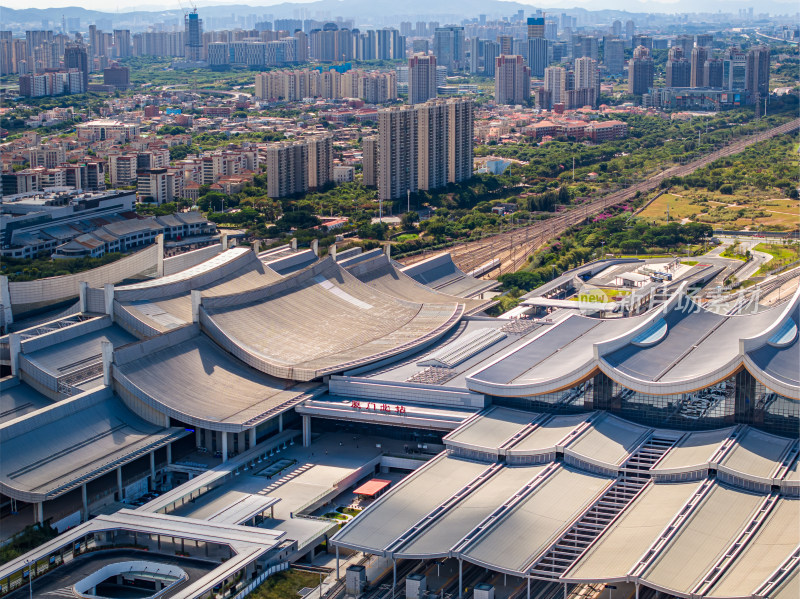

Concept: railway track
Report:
left=399, top=118, right=800, bottom=279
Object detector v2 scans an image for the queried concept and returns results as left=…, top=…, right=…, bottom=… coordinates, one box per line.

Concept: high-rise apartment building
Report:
left=377, top=98, right=473, bottom=201
left=307, top=135, right=333, bottom=190
left=362, top=137, right=378, bottom=187
left=666, top=47, right=691, bottom=88
left=482, top=42, right=499, bottom=77
left=573, top=56, right=599, bottom=106
left=604, top=38, right=625, bottom=75
left=433, top=26, right=465, bottom=73
left=63, top=43, right=88, bottom=90
left=497, top=35, right=514, bottom=57
left=113, top=30, right=131, bottom=58
left=704, top=58, right=724, bottom=88
left=690, top=46, right=709, bottom=88
left=408, top=53, right=437, bottom=104
left=494, top=55, right=530, bottom=105
left=265, top=141, right=309, bottom=198
left=184, top=10, right=203, bottom=61
left=628, top=45, right=653, bottom=95
left=723, top=47, right=747, bottom=91
left=675, top=34, right=694, bottom=58
left=544, top=66, right=566, bottom=105
left=746, top=46, right=770, bottom=97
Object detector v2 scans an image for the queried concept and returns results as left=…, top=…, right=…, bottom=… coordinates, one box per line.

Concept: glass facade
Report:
left=492, top=370, right=799, bottom=438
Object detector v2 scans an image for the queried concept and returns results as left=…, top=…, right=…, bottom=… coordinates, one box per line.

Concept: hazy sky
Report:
left=11, top=0, right=797, bottom=15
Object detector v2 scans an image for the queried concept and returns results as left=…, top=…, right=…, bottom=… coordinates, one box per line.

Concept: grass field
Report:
left=395, top=233, right=419, bottom=242
left=638, top=191, right=800, bottom=231
left=250, top=569, right=322, bottom=599
left=754, top=242, right=800, bottom=275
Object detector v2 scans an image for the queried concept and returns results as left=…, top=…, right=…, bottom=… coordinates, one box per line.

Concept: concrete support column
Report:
left=82, top=484, right=88, bottom=521
left=335, top=546, right=339, bottom=580
left=278, top=413, right=284, bottom=433
left=635, top=584, right=640, bottom=599
left=526, top=578, right=530, bottom=599
left=302, top=415, right=311, bottom=447
left=0, top=275, right=13, bottom=328
left=103, top=284, right=114, bottom=321
left=36, top=502, right=43, bottom=524
left=291, top=238, right=297, bottom=251
left=191, top=290, right=201, bottom=324
left=101, top=340, right=113, bottom=387
left=117, top=466, right=123, bottom=500
left=195, top=429, right=201, bottom=448
left=329, top=244, right=337, bottom=261
left=8, top=333, right=20, bottom=376
left=221, top=234, right=228, bottom=250
left=458, top=560, right=463, bottom=599
left=249, top=427, right=256, bottom=448
left=150, top=451, right=156, bottom=485
left=253, top=239, right=261, bottom=254
left=79, top=281, right=89, bottom=313
left=563, top=583, right=567, bottom=599
left=156, top=234, right=165, bottom=277
left=392, top=559, right=396, bottom=598
left=384, top=243, right=391, bottom=258
left=221, top=432, right=228, bottom=462
left=311, top=239, right=318, bottom=256
left=166, top=443, right=172, bottom=464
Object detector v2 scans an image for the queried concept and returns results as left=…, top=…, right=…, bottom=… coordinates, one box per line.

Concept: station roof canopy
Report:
left=331, top=408, right=800, bottom=597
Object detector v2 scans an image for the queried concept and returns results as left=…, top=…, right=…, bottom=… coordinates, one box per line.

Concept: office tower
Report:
left=575, top=35, right=598, bottom=61
left=413, top=39, right=429, bottom=54
left=527, top=17, right=545, bottom=39
left=307, top=135, right=333, bottom=190
left=690, top=46, right=709, bottom=87
left=64, top=43, right=89, bottom=90
left=574, top=56, right=599, bottom=105
left=265, top=141, right=308, bottom=198
left=612, top=20, right=622, bottom=36
left=544, top=66, right=566, bottom=104
left=469, top=38, right=481, bottom=74
left=746, top=45, right=770, bottom=97
left=723, top=47, right=747, bottom=91
left=433, top=26, right=465, bottom=73
left=483, top=41, right=499, bottom=77
left=378, top=104, right=418, bottom=201
left=497, top=35, right=514, bottom=57
left=527, top=37, right=548, bottom=78
left=113, top=30, right=131, bottom=58
left=704, top=58, right=724, bottom=88
left=362, top=137, right=378, bottom=187
left=666, top=47, right=691, bottom=87
left=625, top=20, right=635, bottom=39
left=400, top=22, right=412, bottom=36
left=408, top=53, right=437, bottom=104
left=604, top=38, right=624, bottom=75
left=628, top=45, right=653, bottom=95
left=695, top=33, right=713, bottom=48
left=675, top=34, right=693, bottom=58
left=0, top=34, right=13, bottom=75
left=545, top=20, right=558, bottom=41
left=495, top=55, right=530, bottom=105
left=185, top=10, right=203, bottom=61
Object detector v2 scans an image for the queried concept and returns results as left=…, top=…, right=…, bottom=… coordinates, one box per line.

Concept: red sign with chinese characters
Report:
left=350, top=400, right=406, bottom=415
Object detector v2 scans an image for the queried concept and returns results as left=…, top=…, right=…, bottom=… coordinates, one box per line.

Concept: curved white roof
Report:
left=200, top=257, right=464, bottom=381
